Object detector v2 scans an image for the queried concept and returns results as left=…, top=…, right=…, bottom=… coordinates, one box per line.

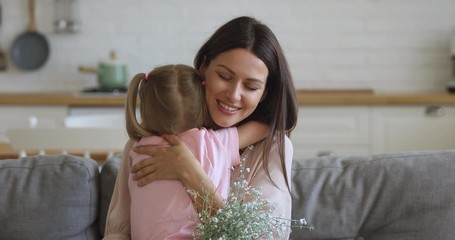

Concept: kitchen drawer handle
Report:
left=425, top=106, right=445, bottom=117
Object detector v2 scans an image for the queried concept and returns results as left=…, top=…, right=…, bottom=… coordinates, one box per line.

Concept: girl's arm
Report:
left=237, top=121, right=269, bottom=149
left=130, top=134, right=224, bottom=215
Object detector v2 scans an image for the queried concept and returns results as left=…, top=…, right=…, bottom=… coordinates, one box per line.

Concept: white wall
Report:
left=1, top=0, right=455, bottom=93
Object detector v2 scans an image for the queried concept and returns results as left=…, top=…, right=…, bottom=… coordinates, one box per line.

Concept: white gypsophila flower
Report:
left=192, top=145, right=314, bottom=240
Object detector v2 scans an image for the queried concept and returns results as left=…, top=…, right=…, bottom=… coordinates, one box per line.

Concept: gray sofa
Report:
left=1, top=150, right=455, bottom=240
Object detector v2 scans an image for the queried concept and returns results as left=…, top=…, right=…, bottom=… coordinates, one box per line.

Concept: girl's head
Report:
left=194, top=16, right=297, bottom=134
left=125, top=64, right=210, bottom=141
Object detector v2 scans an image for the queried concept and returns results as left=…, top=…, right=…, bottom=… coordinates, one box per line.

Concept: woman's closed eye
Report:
left=218, top=72, right=232, bottom=80
left=217, top=71, right=264, bottom=91
left=245, top=83, right=262, bottom=91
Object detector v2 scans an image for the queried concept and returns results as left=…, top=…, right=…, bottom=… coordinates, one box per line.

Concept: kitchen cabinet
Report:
left=371, top=106, right=455, bottom=153
left=292, top=106, right=371, bottom=158
left=67, top=107, right=125, bottom=128
left=292, top=105, right=455, bottom=158
left=0, top=93, right=125, bottom=144
left=0, top=106, right=67, bottom=142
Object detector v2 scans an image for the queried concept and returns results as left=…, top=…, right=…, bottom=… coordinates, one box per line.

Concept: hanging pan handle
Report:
left=28, top=0, right=36, bottom=31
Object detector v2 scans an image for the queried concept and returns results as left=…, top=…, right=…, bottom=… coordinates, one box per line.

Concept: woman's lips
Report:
left=217, top=100, right=239, bottom=114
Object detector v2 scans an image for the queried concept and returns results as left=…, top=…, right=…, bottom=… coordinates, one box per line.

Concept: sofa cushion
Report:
left=99, top=154, right=123, bottom=236
left=0, top=154, right=100, bottom=240
left=291, top=150, right=455, bottom=240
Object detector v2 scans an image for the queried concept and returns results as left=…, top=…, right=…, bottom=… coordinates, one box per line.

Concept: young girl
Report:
left=124, top=64, right=268, bottom=239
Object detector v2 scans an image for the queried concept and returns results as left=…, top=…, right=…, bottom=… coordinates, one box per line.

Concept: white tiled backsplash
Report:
left=1, top=0, right=455, bottom=93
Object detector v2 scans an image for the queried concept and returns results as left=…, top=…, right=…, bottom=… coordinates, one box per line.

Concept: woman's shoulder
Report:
left=247, top=135, right=293, bottom=186
left=241, top=135, right=293, bottom=177
left=284, top=135, right=293, bottom=162
left=253, top=135, right=293, bottom=160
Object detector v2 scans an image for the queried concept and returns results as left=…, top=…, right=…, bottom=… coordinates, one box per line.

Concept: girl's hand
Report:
left=130, top=134, right=200, bottom=186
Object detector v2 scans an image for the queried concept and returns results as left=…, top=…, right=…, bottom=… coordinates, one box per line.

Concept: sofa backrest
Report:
left=0, top=155, right=100, bottom=240
left=99, top=155, right=122, bottom=236
left=290, top=150, right=455, bottom=240
left=3, top=150, right=455, bottom=240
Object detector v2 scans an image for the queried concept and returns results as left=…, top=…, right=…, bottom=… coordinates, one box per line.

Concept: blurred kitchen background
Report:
left=1, top=0, right=455, bottom=93
left=2, top=0, right=455, bottom=160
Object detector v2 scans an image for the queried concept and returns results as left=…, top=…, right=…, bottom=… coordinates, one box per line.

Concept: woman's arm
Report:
left=236, top=121, right=269, bottom=149
left=103, top=140, right=134, bottom=240
left=131, top=134, right=224, bottom=215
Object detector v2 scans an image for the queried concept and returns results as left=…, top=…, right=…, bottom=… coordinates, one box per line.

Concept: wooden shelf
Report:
left=0, top=92, right=126, bottom=107
left=296, top=90, right=455, bottom=105
left=1, top=91, right=455, bottom=106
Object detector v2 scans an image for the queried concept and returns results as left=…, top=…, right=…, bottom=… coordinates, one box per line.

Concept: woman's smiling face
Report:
left=201, top=48, right=268, bottom=128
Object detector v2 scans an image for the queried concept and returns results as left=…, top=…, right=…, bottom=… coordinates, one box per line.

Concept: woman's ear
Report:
left=198, top=55, right=207, bottom=73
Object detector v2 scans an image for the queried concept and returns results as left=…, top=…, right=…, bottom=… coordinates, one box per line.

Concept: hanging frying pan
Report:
left=11, top=0, right=49, bottom=71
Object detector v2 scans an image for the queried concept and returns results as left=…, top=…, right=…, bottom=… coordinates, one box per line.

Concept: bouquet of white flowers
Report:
left=191, top=145, right=314, bottom=240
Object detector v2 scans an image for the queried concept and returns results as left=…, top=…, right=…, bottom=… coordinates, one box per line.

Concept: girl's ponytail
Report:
left=125, top=73, right=152, bottom=141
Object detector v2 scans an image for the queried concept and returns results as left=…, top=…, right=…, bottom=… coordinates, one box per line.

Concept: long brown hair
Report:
left=125, top=64, right=212, bottom=141
left=194, top=16, right=298, bottom=190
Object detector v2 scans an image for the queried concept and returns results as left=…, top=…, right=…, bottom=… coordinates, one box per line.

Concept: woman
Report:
left=104, top=16, right=298, bottom=239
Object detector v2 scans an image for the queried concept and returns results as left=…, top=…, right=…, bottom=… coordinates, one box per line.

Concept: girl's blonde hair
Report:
left=125, top=64, right=211, bottom=141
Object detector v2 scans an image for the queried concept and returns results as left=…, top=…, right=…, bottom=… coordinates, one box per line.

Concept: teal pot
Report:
left=97, top=62, right=128, bottom=90
left=78, top=51, right=128, bottom=90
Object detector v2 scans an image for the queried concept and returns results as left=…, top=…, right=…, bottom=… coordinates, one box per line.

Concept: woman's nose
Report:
left=226, top=83, right=241, bottom=102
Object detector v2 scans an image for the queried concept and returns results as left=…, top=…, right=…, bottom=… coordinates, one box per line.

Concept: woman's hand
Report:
left=130, top=134, right=200, bottom=186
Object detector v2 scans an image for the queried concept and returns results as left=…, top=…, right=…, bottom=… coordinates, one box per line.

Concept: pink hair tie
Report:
left=144, top=72, right=149, bottom=80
